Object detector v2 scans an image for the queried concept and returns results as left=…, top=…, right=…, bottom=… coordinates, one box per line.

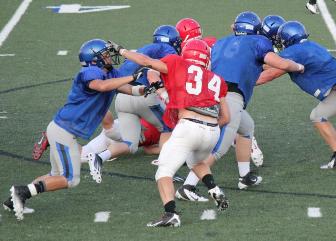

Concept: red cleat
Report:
left=32, top=132, right=49, bottom=160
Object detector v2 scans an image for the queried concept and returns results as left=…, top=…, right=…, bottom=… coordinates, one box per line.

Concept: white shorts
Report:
left=155, top=118, right=220, bottom=179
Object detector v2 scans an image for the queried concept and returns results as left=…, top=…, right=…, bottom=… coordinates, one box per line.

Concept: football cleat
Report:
left=320, top=153, right=336, bottom=169
left=147, top=212, right=181, bottom=227
left=251, top=136, right=264, bottom=167
left=175, top=185, right=209, bottom=202
left=88, top=153, right=103, bottom=183
left=238, top=172, right=262, bottom=189
left=305, top=2, right=319, bottom=14
left=10, top=186, right=31, bottom=221
left=208, top=186, right=229, bottom=211
left=32, top=131, right=49, bottom=160
left=3, top=197, right=14, bottom=211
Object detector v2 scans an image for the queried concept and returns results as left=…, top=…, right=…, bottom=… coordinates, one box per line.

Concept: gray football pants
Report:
left=212, top=92, right=255, bottom=161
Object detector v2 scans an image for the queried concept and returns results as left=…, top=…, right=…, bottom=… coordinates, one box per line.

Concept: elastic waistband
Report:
left=183, top=118, right=218, bottom=127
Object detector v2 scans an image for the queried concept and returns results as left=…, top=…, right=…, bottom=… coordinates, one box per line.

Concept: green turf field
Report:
left=0, top=1, right=336, bottom=240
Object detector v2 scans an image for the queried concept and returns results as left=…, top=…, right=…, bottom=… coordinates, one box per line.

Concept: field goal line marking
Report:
left=318, top=0, right=336, bottom=47
left=0, top=0, right=33, bottom=48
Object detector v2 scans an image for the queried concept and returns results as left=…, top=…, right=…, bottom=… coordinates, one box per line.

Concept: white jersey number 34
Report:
left=185, top=65, right=221, bottom=101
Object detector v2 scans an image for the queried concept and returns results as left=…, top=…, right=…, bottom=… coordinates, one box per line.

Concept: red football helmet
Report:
left=182, top=39, right=210, bottom=68
left=176, top=18, right=202, bottom=43
left=202, top=36, right=217, bottom=48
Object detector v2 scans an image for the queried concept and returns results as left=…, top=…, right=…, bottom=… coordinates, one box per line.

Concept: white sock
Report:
left=98, top=149, right=112, bottom=162
left=82, top=130, right=109, bottom=159
left=27, top=183, right=38, bottom=196
left=183, top=171, right=200, bottom=186
left=238, top=162, right=250, bottom=177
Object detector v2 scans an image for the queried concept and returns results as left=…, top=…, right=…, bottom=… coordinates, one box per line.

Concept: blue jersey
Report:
left=118, top=42, right=176, bottom=86
left=211, top=34, right=273, bottom=105
left=54, top=66, right=119, bottom=139
left=279, top=40, right=336, bottom=101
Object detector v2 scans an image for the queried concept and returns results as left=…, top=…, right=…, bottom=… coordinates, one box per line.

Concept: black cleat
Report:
left=320, top=153, right=336, bottom=169
left=3, top=197, right=14, bottom=211
left=10, top=186, right=31, bottom=221
left=175, top=185, right=209, bottom=202
left=147, top=212, right=181, bottom=227
left=208, top=186, right=229, bottom=211
left=238, top=172, right=262, bottom=189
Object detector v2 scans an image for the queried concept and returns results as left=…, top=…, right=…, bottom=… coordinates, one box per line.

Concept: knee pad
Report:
left=238, top=118, right=254, bottom=138
left=67, top=176, right=80, bottom=188
left=310, top=108, right=328, bottom=122
left=155, top=166, right=175, bottom=181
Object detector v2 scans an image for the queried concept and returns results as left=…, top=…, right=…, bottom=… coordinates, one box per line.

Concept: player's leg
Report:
left=236, top=110, right=262, bottom=189
left=310, top=89, right=336, bottom=169
left=9, top=121, right=81, bottom=220
left=148, top=121, right=195, bottom=227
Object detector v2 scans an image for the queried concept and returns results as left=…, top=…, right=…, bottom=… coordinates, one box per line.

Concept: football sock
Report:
left=164, top=200, right=176, bottom=213
left=183, top=171, right=200, bottom=186
left=238, top=162, right=250, bottom=177
left=202, top=174, right=216, bottom=190
left=308, top=0, right=316, bottom=4
left=98, top=149, right=112, bottom=162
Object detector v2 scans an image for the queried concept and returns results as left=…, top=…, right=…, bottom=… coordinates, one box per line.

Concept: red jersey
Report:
left=139, top=119, right=160, bottom=147
left=160, top=55, right=227, bottom=128
left=203, top=36, right=217, bottom=48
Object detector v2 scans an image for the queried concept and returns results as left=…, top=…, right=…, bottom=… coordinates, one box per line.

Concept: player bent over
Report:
left=3, top=39, right=146, bottom=220
left=109, top=39, right=230, bottom=227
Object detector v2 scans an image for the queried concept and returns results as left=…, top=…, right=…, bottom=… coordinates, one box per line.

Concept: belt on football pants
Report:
left=183, top=118, right=218, bottom=127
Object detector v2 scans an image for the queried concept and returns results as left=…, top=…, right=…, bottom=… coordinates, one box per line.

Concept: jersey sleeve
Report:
left=81, top=68, right=105, bottom=87
left=255, top=37, right=274, bottom=60
left=279, top=47, right=298, bottom=62
left=160, top=54, right=180, bottom=90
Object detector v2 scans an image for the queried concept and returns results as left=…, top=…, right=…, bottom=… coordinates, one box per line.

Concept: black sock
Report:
left=34, top=181, right=45, bottom=194
left=309, top=0, right=316, bottom=4
left=164, top=200, right=176, bottom=213
left=202, top=174, right=216, bottom=190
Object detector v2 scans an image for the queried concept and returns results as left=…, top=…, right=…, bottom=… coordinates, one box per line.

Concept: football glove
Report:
left=144, top=81, right=164, bottom=97
left=107, top=40, right=124, bottom=54
left=132, top=67, right=150, bottom=81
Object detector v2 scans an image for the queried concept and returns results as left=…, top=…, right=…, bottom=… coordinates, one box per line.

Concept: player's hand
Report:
left=107, top=40, right=124, bottom=54
left=144, top=81, right=164, bottom=97
left=132, top=67, right=150, bottom=81
left=297, top=63, right=305, bottom=73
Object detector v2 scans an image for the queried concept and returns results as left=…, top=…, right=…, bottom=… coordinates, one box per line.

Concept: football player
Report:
left=109, top=39, right=230, bottom=227
left=257, top=21, right=336, bottom=169
left=261, top=15, right=286, bottom=52
left=87, top=25, right=181, bottom=183
left=3, top=39, right=146, bottom=221
left=176, top=12, right=304, bottom=200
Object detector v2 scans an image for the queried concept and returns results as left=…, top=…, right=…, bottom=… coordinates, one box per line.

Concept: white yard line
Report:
left=94, top=211, right=110, bottom=222
left=0, top=54, right=15, bottom=56
left=318, top=0, right=336, bottom=46
left=0, top=116, right=8, bottom=119
left=57, top=50, right=68, bottom=56
left=307, top=207, right=322, bottom=218
left=200, top=209, right=217, bottom=220
left=0, top=0, right=33, bottom=48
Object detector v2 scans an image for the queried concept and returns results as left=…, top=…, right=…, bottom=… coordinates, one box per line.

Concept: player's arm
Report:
left=89, top=76, right=134, bottom=92
left=264, top=52, right=304, bottom=73
left=108, top=40, right=168, bottom=73
left=218, top=97, right=230, bottom=127
left=256, top=68, right=287, bottom=85
left=117, top=84, right=145, bottom=96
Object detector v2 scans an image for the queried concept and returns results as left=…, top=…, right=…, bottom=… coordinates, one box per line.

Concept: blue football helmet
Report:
left=153, top=25, right=182, bottom=54
left=79, top=39, right=120, bottom=68
left=233, top=11, right=261, bottom=35
left=261, top=15, right=286, bottom=47
left=277, top=21, right=309, bottom=48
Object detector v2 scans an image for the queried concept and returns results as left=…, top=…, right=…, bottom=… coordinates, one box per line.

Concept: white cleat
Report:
left=88, top=153, right=103, bottom=183
left=10, top=186, right=25, bottom=221
left=306, top=2, right=319, bottom=14
left=175, top=185, right=209, bottom=202
left=251, top=136, right=264, bottom=167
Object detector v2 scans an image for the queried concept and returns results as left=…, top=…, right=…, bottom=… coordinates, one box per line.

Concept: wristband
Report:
left=131, top=85, right=142, bottom=96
